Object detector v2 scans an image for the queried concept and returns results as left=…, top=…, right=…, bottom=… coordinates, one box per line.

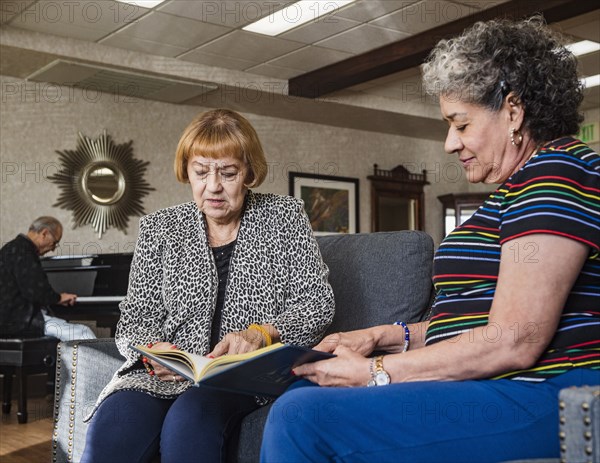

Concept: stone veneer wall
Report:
left=1, top=75, right=482, bottom=251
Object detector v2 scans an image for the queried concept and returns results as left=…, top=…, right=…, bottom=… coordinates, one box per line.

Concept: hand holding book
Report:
left=131, top=342, right=335, bottom=397
left=141, top=342, right=187, bottom=383
left=208, top=323, right=279, bottom=357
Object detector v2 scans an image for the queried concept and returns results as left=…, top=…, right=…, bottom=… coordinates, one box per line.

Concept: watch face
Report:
left=374, top=371, right=390, bottom=386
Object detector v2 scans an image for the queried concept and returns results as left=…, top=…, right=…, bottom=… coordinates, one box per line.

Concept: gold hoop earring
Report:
left=510, top=128, right=523, bottom=147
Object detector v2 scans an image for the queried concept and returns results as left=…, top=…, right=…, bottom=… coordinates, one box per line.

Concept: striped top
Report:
left=426, top=137, right=600, bottom=381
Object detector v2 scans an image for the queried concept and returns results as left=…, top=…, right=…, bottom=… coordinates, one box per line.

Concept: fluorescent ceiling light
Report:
left=115, top=0, right=167, bottom=8
left=566, top=40, right=600, bottom=57
left=581, top=74, right=600, bottom=89
left=243, top=0, right=356, bottom=36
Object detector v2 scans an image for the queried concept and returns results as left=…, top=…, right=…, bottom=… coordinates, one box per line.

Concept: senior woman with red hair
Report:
left=81, top=109, right=334, bottom=463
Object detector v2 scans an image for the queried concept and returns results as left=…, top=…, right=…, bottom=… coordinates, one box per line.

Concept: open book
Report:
left=130, top=342, right=334, bottom=397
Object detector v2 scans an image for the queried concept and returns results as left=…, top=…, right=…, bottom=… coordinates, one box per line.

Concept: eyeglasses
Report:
left=47, top=229, right=60, bottom=248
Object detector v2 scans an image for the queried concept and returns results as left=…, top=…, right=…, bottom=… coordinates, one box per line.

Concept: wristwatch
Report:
left=367, top=355, right=390, bottom=387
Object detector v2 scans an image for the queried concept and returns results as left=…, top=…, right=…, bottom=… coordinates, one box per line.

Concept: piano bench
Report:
left=0, top=336, right=59, bottom=424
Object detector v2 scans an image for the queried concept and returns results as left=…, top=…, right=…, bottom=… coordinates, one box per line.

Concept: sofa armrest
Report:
left=559, top=385, right=599, bottom=463
left=52, top=339, right=123, bottom=463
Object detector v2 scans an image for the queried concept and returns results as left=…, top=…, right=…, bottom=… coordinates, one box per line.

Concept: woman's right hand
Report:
left=144, top=342, right=186, bottom=383
left=314, top=328, right=378, bottom=356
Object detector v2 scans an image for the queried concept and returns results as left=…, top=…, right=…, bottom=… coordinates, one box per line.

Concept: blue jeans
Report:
left=260, top=368, right=599, bottom=463
left=81, top=386, right=259, bottom=463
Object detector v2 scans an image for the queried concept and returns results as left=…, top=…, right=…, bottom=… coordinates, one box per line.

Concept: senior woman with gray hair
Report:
left=260, top=16, right=599, bottom=462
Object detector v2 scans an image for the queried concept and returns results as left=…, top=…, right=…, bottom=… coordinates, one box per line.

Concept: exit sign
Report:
left=578, top=122, right=599, bottom=144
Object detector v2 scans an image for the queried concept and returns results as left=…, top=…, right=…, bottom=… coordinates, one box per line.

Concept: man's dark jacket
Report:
left=0, top=234, right=60, bottom=337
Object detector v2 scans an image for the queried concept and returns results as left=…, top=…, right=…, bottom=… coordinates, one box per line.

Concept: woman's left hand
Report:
left=292, top=345, right=372, bottom=387
left=208, top=329, right=264, bottom=357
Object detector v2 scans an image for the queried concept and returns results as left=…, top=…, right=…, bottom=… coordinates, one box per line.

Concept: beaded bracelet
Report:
left=248, top=323, right=272, bottom=347
left=393, top=321, right=410, bottom=352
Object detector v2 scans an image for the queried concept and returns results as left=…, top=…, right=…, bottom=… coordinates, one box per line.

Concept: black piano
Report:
left=41, top=253, right=133, bottom=337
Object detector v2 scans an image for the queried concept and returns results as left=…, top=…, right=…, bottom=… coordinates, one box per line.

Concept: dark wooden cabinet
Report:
left=368, top=165, right=428, bottom=232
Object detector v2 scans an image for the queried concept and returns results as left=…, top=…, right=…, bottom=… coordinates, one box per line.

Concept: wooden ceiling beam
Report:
left=289, top=0, right=599, bottom=99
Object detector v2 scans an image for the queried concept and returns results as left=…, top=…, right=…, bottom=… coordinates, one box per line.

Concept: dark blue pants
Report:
left=81, top=386, right=259, bottom=463
left=260, top=368, right=599, bottom=463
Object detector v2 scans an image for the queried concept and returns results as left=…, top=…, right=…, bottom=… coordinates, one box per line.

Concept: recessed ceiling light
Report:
left=115, top=0, right=167, bottom=8
left=566, top=40, right=600, bottom=57
left=243, top=0, right=356, bottom=36
left=582, top=74, right=600, bottom=89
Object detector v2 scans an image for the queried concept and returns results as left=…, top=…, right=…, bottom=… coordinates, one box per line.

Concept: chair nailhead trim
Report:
left=51, top=343, right=79, bottom=463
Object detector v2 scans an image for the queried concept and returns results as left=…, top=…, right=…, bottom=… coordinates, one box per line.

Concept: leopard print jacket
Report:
left=85, top=192, right=335, bottom=421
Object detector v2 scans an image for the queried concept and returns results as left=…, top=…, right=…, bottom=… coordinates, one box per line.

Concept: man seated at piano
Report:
left=0, top=216, right=96, bottom=341
left=81, top=108, right=335, bottom=463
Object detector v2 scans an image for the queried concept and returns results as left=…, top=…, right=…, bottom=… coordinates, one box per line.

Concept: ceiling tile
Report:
left=1, top=0, right=36, bottom=24
left=269, top=46, right=353, bottom=72
left=157, top=0, right=293, bottom=28
left=371, top=0, right=480, bottom=34
left=336, top=0, right=420, bottom=22
left=100, top=35, right=188, bottom=58
left=180, top=49, right=257, bottom=71
left=193, top=30, right=305, bottom=62
left=316, top=24, right=408, bottom=55
left=280, top=16, right=360, bottom=44
left=450, top=0, right=512, bottom=10
left=245, top=63, right=304, bottom=80
left=8, top=1, right=149, bottom=41
left=105, top=11, right=231, bottom=49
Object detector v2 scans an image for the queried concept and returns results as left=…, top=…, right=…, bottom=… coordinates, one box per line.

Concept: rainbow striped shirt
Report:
left=426, top=137, right=600, bottom=381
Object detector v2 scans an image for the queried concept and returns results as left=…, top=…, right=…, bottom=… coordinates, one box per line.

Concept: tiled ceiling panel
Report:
left=100, top=35, right=189, bottom=58
left=316, top=24, right=409, bottom=54
left=370, top=0, right=483, bottom=35
left=279, top=15, right=361, bottom=44
left=179, top=49, right=257, bottom=71
left=269, top=46, right=354, bottom=72
left=157, top=0, right=294, bottom=28
left=100, top=11, right=231, bottom=49
left=7, top=0, right=149, bottom=41
left=0, top=0, right=36, bottom=24
left=335, top=0, right=420, bottom=22
left=1, top=0, right=597, bottom=112
left=193, top=30, right=305, bottom=62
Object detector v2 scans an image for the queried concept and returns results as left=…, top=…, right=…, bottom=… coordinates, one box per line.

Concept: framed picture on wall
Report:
left=288, top=172, right=359, bottom=235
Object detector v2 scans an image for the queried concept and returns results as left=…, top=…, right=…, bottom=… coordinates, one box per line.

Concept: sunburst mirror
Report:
left=49, top=131, right=154, bottom=238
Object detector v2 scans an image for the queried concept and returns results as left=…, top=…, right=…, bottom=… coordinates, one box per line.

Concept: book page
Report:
left=199, top=343, right=284, bottom=378
left=131, top=345, right=214, bottom=382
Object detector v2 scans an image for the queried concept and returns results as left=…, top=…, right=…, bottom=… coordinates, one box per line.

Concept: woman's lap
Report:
left=82, top=386, right=259, bottom=463
left=81, top=390, right=172, bottom=463
left=261, top=368, right=599, bottom=463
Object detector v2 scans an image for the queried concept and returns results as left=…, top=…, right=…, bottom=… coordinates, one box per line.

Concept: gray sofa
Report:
left=51, top=231, right=598, bottom=463
left=52, top=231, right=435, bottom=462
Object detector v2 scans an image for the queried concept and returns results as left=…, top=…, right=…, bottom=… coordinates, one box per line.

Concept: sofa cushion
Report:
left=316, top=231, right=434, bottom=334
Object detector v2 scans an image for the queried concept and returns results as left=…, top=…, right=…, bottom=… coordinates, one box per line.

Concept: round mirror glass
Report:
left=82, top=163, right=125, bottom=205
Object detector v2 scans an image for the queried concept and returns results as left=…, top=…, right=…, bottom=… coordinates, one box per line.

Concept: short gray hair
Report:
left=29, top=216, right=62, bottom=235
left=421, top=15, right=583, bottom=143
